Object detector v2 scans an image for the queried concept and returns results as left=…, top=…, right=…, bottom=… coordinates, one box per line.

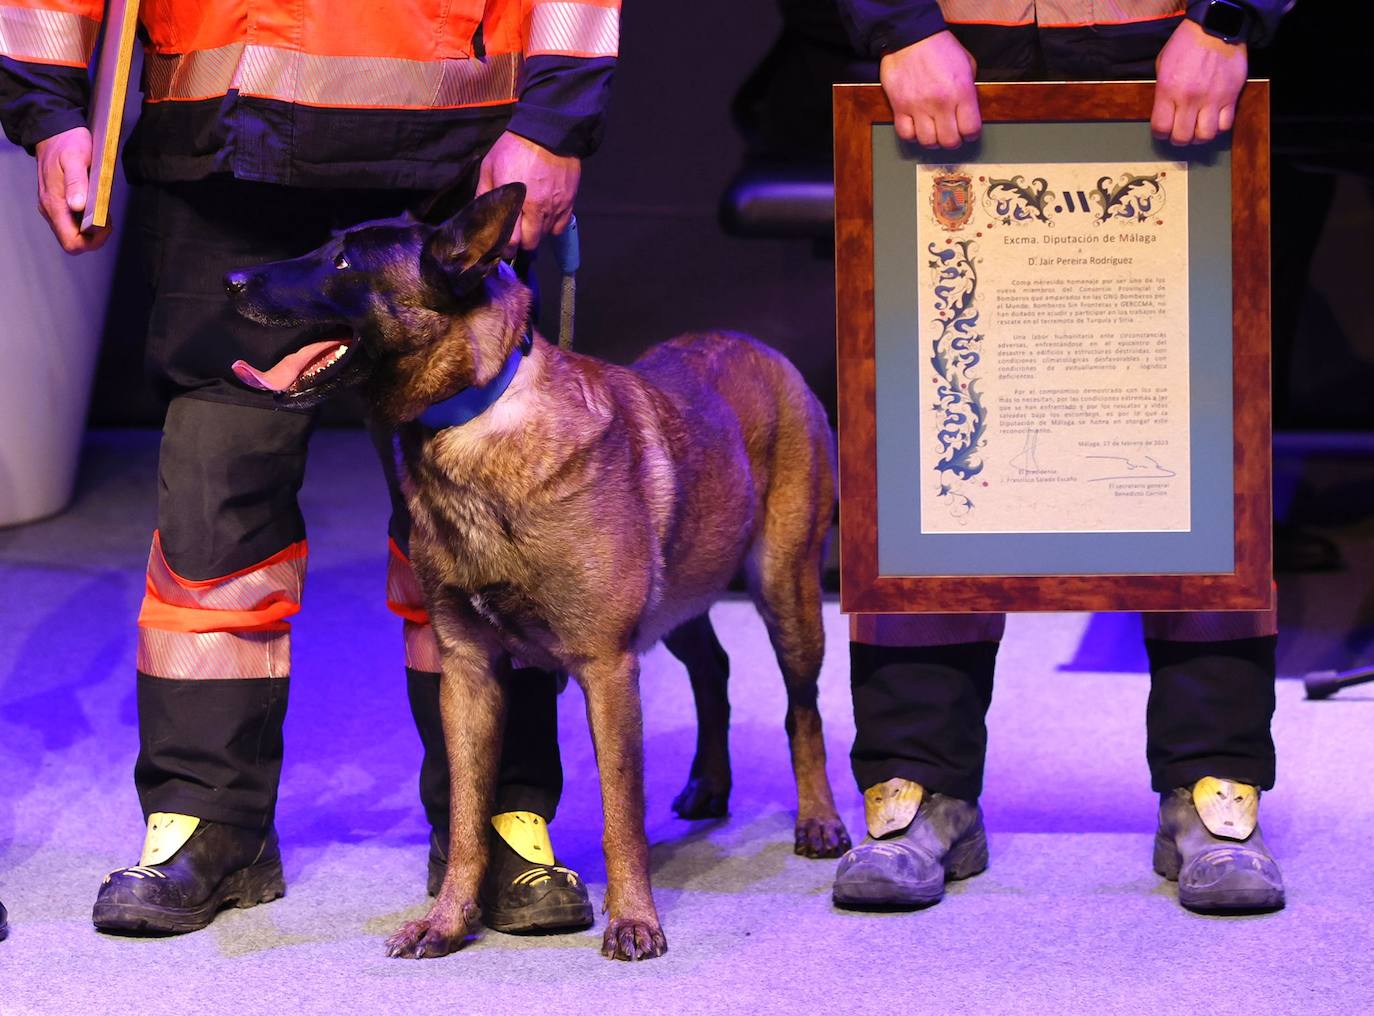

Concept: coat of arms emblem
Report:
left=931, top=173, right=974, bottom=231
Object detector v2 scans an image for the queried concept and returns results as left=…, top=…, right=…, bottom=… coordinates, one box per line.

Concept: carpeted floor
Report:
left=0, top=430, right=1371, bottom=1016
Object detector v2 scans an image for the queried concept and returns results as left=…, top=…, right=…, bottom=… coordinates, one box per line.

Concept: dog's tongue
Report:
left=232, top=339, right=347, bottom=392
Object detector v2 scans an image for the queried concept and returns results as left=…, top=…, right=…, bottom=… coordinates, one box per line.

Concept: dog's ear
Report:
left=422, top=184, right=526, bottom=291
left=412, top=176, right=477, bottom=225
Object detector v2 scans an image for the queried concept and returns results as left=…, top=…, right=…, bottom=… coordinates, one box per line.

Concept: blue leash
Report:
left=552, top=215, right=579, bottom=350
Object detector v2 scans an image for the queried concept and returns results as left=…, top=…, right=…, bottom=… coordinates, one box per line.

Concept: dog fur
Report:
left=226, top=184, right=850, bottom=960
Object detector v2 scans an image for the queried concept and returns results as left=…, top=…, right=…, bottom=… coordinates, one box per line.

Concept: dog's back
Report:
left=600, top=331, right=836, bottom=644
left=632, top=330, right=835, bottom=506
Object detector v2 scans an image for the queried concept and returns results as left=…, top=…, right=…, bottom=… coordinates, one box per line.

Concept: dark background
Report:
left=86, top=2, right=1374, bottom=430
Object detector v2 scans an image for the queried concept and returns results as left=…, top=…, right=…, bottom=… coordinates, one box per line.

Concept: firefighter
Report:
left=826, top=0, right=1292, bottom=913
left=1, top=0, right=620, bottom=935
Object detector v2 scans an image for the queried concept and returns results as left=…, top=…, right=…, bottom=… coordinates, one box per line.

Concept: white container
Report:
left=0, top=139, right=125, bottom=526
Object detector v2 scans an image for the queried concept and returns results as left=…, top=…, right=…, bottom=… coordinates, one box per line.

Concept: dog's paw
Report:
left=794, top=816, right=852, bottom=859
left=384, top=910, right=476, bottom=959
left=671, top=778, right=729, bottom=820
left=601, top=917, right=668, bottom=961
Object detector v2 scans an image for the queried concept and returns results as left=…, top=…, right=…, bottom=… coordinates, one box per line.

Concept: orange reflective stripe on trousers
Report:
left=386, top=539, right=442, bottom=673
left=136, top=532, right=306, bottom=679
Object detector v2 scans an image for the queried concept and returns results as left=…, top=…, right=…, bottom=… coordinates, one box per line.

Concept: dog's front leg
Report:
left=580, top=652, right=667, bottom=960
left=386, top=616, right=504, bottom=959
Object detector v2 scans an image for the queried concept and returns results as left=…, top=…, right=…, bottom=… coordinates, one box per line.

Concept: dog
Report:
left=225, top=184, right=850, bottom=960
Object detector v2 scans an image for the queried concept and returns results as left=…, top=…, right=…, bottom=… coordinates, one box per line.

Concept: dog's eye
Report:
left=334, top=253, right=351, bottom=270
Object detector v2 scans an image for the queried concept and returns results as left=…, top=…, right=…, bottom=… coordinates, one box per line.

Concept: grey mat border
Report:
left=872, top=122, right=1234, bottom=576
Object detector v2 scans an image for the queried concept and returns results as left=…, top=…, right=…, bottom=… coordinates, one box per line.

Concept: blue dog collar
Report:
left=417, top=328, right=533, bottom=430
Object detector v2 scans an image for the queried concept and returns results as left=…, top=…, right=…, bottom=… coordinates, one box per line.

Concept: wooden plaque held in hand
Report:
left=82, top=0, right=141, bottom=232
left=834, top=81, right=1273, bottom=614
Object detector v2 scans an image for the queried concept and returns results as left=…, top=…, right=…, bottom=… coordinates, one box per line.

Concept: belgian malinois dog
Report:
left=225, top=184, right=849, bottom=960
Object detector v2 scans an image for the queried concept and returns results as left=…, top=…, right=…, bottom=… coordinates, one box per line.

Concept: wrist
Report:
left=505, top=109, right=595, bottom=160
left=25, top=115, right=87, bottom=157
left=872, top=10, right=949, bottom=59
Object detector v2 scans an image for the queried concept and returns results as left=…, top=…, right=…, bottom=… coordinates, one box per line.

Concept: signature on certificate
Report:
left=1084, top=453, right=1177, bottom=482
left=1009, top=430, right=1048, bottom=475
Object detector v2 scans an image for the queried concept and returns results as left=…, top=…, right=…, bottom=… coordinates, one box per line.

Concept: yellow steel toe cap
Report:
left=1192, top=777, right=1259, bottom=840
left=864, top=778, right=924, bottom=839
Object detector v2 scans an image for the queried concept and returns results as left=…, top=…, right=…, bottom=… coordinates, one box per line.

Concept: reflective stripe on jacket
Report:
left=0, top=0, right=619, bottom=187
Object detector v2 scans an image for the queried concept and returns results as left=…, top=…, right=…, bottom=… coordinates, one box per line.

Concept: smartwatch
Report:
left=1197, top=0, right=1251, bottom=43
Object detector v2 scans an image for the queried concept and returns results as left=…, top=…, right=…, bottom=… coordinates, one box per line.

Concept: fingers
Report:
left=38, top=161, right=83, bottom=252
left=501, top=211, right=524, bottom=259
left=1151, top=92, right=1203, bottom=147
left=1170, top=103, right=1200, bottom=146
left=955, top=99, right=983, bottom=145
left=499, top=202, right=554, bottom=256
left=909, top=116, right=939, bottom=149
left=477, top=131, right=581, bottom=255
left=900, top=107, right=973, bottom=150
left=35, top=127, right=103, bottom=254
left=1152, top=18, right=1248, bottom=147
left=934, top=107, right=963, bottom=149
left=58, top=146, right=88, bottom=213
left=81, top=223, right=113, bottom=253
left=515, top=201, right=547, bottom=253
left=1194, top=102, right=1221, bottom=144
left=1150, top=94, right=1176, bottom=141
left=880, top=31, right=981, bottom=151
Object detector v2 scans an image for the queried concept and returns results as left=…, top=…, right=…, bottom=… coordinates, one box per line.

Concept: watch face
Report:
left=1204, top=0, right=1247, bottom=38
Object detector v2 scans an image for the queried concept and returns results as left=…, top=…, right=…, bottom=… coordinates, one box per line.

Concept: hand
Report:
left=1152, top=17, right=1248, bottom=145
left=879, top=30, right=981, bottom=150
left=476, top=131, right=581, bottom=256
left=35, top=126, right=112, bottom=254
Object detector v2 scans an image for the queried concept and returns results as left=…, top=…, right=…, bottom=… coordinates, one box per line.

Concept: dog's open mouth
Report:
left=232, top=330, right=360, bottom=396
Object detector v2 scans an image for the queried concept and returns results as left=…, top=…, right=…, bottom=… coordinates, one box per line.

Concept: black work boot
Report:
left=428, top=814, right=593, bottom=934
left=0, top=899, right=8, bottom=941
left=92, top=818, right=284, bottom=934
left=1154, top=779, right=1284, bottom=913
left=833, top=785, right=987, bottom=909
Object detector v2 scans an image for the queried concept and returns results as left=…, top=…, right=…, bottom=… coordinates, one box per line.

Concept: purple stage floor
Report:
left=1, top=430, right=1372, bottom=1015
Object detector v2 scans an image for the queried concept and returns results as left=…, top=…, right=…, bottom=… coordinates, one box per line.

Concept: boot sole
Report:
left=1152, top=832, right=1285, bottom=913
left=93, top=855, right=285, bottom=935
left=833, top=822, right=989, bottom=910
left=481, top=896, right=595, bottom=934
left=432, top=857, right=594, bottom=933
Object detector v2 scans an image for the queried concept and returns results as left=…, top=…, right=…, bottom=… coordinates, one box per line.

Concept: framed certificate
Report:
left=834, top=81, right=1272, bottom=614
left=82, top=0, right=141, bottom=232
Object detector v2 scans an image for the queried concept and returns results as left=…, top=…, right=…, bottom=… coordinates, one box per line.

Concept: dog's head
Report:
left=226, top=183, right=530, bottom=422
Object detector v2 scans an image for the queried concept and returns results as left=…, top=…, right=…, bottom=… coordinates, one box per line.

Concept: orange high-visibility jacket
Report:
left=0, top=0, right=619, bottom=187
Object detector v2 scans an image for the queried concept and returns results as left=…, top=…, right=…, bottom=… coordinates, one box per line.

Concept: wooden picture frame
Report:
left=834, top=81, right=1272, bottom=614
left=82, top=0, right=141, bottom=232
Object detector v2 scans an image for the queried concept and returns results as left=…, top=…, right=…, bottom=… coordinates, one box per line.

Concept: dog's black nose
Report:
left=224, top=273, right=249, bottom=298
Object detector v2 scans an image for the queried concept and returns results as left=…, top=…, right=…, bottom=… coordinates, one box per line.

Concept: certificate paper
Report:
left=917, top=161, right=1192, bottom=534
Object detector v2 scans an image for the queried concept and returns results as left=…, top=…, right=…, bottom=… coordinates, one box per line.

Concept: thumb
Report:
left=59, top=145, right=89, bottom=213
